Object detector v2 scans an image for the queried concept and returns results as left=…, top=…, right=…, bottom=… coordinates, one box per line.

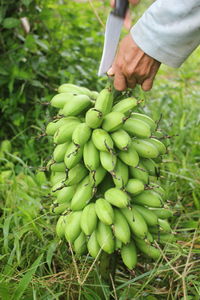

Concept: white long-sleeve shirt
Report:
left=131, top=0, right=200, bottom=67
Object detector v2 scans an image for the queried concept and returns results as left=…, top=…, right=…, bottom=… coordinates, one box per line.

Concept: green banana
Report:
left=118, top=142, right=139, bottom=167
left=100, top=151, right=117, bottom=173
left=158, top=218, right=172, bottom=232
left=51, top=162, right=66, bottom=172
left=134, top=237, right=161, bottom=260
left=50, top=202, right=70, bottom=215
left=129, top=163, right=149, bottom=185
left=58, top=108, right=64, bottom=115
left=123, top=118, right=151, bottom=138
left=51, top=181, right=66, bottom=193
left=72, top=123, right=91, bottom=146
left=96, top=221, right=115, bottom=254
left=56, top=215, right=67, bottom=238
left=121, top=207, right=148, bottom=238
left=47, top=84, right=176, bottom=262
left=121, top=241, right=137, bottom=269
left=112, top=159, right=129, bottom=188
left=50, top=92, right=74, bottom=108
left=53, top=142, right=70, bottom=163
left=87, top=231, right=101, bottom=258
left=80, top=203, right=97, bottom=235
left=46, top=117, right=76, bottom=136
left=131, top=112, right=156, bottom=130
left=73, top=232, right=87, bottom=256
left=94, top=88, right=113, bottom=115
left=70, top=177, right=94, bottom=211
left=133, top=190, right=163, bottom=208
left=58, top=83, right=93, bottom=98
left=102, top=111, right=125, bottom=132
left=56, top=185, right=76, bottom=204
left=111, top=129, right=131, bottom=151
left=132, top=139, right=159, bottom=159
left=115, top=238, right=122, bottom=250
left=91, top=91, right=99, bottom=99
left=46, top=120, right=61, bottom=136
left=133, top=205, right=158, bottom=226
left=141, top=158, right=158, bottom=176
left=95, top=198, right=114, bottom=225
left=152, top=233, right=176, bottom=244
left=62, top=94, right=91, bottom=117
left=65, top=163, right=87, bottom=185
left=154, top=131, right=170, bottom=147
left=83, top=139, right=100, bottom=171
left=64, top=211, right=82, bottom=243
left=92, top=129, right=114, bottom=152
left=150, top=208, right=173, bottom=219
left=148, top=225, right=162, bottom=234
left=50, top=171, right=66, bottom=185
left=53, top=118, right=81, bottom=144
left=146, top=231, right=154, bottom=243
left=147, top=138, right=166, bottom=155
left=64, top=142, right=83, bottom=169
left=89, top=166, right=106, bottom=187
left=113, top=209, right=131, bottom=244
left=104, top=188, right=129, bottom=208
left=112, top=97, right=137, bottom=114
left=126, top=179, right=144, bottom=195
left=85, top=108, right=103, bottom=129
left=149, top=184, right=167, bottom=200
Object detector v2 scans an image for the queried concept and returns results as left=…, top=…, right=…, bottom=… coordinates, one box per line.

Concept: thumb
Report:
left=110, top=0, right=115, bottom=8
left=107, top=67, right=115, bottom=76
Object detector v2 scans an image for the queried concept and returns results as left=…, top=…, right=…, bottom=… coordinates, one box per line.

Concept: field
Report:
left=0, top=1, right=200, bottom=299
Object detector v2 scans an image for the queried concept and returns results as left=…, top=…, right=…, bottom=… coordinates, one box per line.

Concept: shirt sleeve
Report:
left=130, top=0, right=200, bottom=67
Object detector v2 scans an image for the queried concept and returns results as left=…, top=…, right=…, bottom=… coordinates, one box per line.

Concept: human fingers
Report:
left=124, top=9, right=132, bottom=29
left=126, top=76, right=137, bottom=89
left=141, top=62, right=160, bottom=91
left=129, top=0, right=140, bottom=6
left=110, top=0, right=115, bottom=8
left=141, top=78, right=154, bottom=91
left=114, top=71, right=127, bottom=91
left=107, top=67, right=115, bottom=76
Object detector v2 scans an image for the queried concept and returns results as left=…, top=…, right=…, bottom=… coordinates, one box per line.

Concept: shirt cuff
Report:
left=130, top=25, right=184, bottom=68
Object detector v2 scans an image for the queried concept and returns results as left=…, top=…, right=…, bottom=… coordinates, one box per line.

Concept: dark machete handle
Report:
left=112, top=0, right=129, bottom=18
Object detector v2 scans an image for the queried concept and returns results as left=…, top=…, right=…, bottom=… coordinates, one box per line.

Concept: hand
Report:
left=110, top=0, right=140, bottom=29
left=108, top=34, right=161, bottom=91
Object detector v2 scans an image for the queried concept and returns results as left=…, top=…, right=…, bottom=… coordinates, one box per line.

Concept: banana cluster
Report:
left=46, top=83, right=175, bottom=270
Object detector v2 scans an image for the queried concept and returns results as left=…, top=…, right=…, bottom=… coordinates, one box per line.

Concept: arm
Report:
left=109, top=0, right=200, bottom=91
left=131, top=0, right=200, bottom=68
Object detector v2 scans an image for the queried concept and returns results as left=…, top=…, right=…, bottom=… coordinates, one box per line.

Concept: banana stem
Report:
left=99, top=251, right=118, bottom=299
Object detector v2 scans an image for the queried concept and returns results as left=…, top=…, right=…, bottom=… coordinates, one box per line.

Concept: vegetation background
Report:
left=0, top=0, right=199, bottom=299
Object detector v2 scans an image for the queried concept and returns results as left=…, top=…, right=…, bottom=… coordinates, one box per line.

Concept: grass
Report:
left=0, top=3, right=200, bottom=300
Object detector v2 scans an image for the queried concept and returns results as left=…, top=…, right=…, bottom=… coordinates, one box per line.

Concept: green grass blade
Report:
left=46, top=240, right=58, bottom=270
left=3, top=215, right=13, bottom=253
left=12, top=254, right=43, bottom=300
left=0, top=283, right=10, bottom=300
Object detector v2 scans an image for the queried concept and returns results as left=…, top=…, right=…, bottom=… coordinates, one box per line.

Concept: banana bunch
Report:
left=46, top=83, right=175, bottom=270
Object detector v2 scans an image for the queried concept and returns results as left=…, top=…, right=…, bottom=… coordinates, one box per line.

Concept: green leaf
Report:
left=22, top=0, right=32, bottom=7
left=3, top=18, right=20, bottom=29
left=12, top=254, right=43, bottom=300
left=31, top=80, right=44, bottom=88
left=46, top=241, right=57, bottom=270
left=192, top=191, right=200, bottom=210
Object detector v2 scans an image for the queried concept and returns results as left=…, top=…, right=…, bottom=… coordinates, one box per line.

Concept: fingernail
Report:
left=107, top=68, right=114, bottom=76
